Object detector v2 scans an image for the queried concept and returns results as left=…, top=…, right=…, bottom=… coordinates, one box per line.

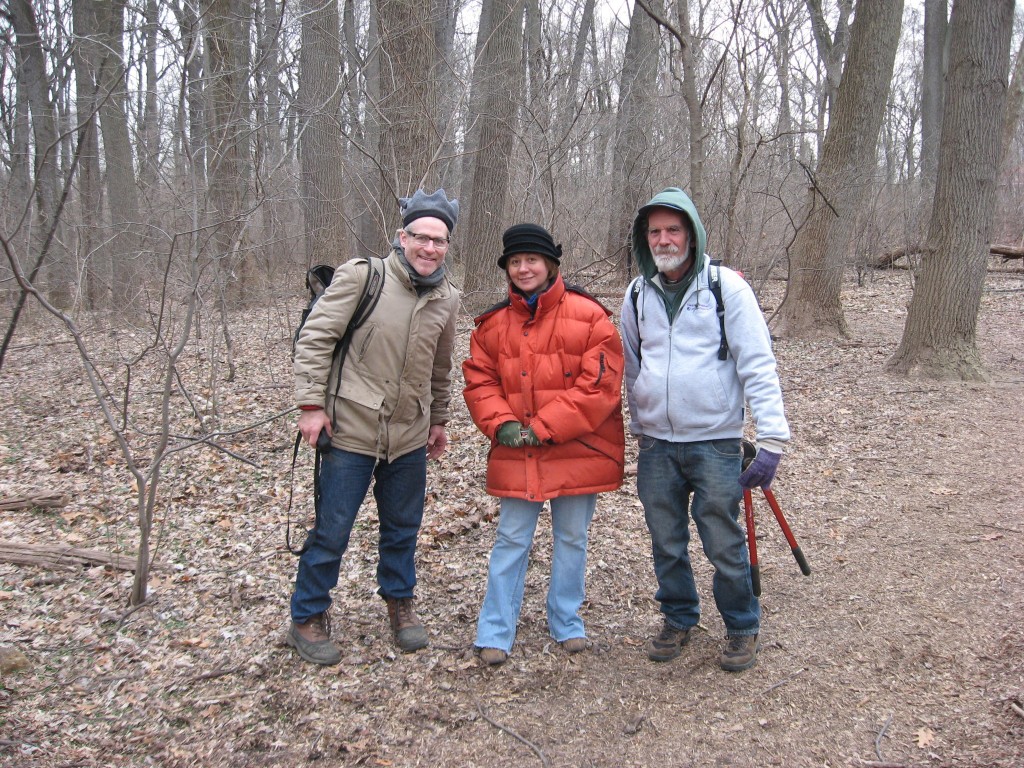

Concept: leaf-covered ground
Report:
left=1, top=267, right=1022, bottom=767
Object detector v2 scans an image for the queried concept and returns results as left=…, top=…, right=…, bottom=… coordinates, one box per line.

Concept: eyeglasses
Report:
left=646, top=225, right=686, bottom=240
left=404, top=230, right=450, bottom=250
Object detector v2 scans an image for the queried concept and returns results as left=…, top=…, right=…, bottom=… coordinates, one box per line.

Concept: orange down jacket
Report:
left=463, top=275, right=626, bottom=501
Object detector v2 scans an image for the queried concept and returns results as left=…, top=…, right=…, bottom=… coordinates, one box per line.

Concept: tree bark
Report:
left=605, top=0, right=662, bottom=280
left=376, top=0, right=442, bottom=217
left=888, top=0, right=1015, bottom=380
left=458, top=0, right=525, bottom=310
left=777, top=0, right=904, bottom=340
left=297, top=0, right=350, bottom=267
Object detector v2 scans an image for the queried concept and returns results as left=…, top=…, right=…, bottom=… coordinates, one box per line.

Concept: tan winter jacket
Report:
left=294, top=251, right=460, bottom=462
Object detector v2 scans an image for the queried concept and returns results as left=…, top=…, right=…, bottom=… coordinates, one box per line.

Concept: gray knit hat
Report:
left=399, top=188, right=460, bottom=233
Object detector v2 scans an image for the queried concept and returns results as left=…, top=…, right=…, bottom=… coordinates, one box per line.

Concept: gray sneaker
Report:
left=720, top=634, right=759, bottom=671
left=645, top=620, right=691, bottom=662
left=287, top=612, right=342, bottom=666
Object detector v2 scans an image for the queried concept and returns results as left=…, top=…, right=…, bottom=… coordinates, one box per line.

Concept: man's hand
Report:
left=427, top=424, right=448, bottom=460
left=522, top=426, right=542, bottom=446
left=298, top=409, right=332, bottom=448
left=738, top=449, right=781, bottom=489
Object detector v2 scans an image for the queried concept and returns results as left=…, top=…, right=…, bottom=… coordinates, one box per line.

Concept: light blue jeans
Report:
left=475, top=494, right=597, bottom=653
left=637, top=436, right=759, bottom=636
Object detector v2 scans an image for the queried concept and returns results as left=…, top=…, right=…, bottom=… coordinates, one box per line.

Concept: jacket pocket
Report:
left=337, top=377, right=384, bottom=410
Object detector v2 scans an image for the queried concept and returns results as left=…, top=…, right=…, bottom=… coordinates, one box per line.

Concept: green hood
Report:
left=630, top=187, right=707, bottom=280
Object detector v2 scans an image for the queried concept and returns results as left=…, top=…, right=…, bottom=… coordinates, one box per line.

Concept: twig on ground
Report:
left=190, top=664, right=245, bottom=683
left=477, top=701, right=551, bottom=767
left=1010, top=701, right=1024, bottom=720
left=978, top=523, right=1023, bottom=535
left=114, top=595, right=156, bottom=633
left=874, top=714, right=893, bottom=761
left=856, top=760, right=907, bottom=768
left=761, top=667, right=806, bottom=695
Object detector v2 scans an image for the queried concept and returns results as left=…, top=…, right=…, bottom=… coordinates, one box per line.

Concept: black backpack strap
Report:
left=627, top=276, right=644, bottom=361
left=288, top=257, right=386, bottom=557
left=709, top=263, right=728, bottom=361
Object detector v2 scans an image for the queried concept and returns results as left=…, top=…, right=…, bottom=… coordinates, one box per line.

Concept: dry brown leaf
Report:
left=916, top=726, right=936, bottom=748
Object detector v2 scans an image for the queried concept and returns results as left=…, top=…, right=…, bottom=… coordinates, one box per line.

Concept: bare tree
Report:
left=458, top=0, right=525, bottom=308
left=297, top=0, right=350, bottom=267
left=888, top=0, right=1015, bottom=380
left=7, top=0, right=70, bottom=306
left=605, top=0, right=662, bottom=279
left=777, top=0, right=904, bottom=340
left=376, top=0, right=442, bottom=216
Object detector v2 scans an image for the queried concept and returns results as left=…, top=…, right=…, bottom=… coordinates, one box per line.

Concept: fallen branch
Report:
left=477, top=702, right=551, bottom=767
left=875, top=714, right=893, bottom=761
left=0, top=540, right=152, bottom=572
left=761, top=667, right=806, bottom=695
left=0, top=492, right=67, bottom=511
left=1010, top=701, right=1024, bottom=720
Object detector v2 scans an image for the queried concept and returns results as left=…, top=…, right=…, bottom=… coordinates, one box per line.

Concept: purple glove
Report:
left=738, top=449, right=781, bottom=489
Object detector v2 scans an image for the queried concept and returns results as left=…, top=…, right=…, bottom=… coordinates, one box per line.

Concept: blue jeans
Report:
left=290, top=446, right=426, bottom=622
left=637, top=437, right=759, bottom=636
left=475, top=494, right=597, bottom=652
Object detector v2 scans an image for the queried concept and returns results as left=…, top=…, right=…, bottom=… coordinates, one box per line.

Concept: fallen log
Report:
left=876, top=244, right=1024, bottom=268
left=0, top=540, right=155, bottom=573
left=0, top=492, right=67, bottom=511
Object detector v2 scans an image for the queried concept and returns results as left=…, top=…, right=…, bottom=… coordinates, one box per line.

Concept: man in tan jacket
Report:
left=288, top=189, right=461, bottom=665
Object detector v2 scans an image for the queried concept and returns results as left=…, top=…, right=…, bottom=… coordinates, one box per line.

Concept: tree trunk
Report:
left=9, top=0, right=71, bottom=307
left=604, top=0, right=662, bottom=280
left=777, top=0, right=904, bottom=340
left=804, top=0, right=853, bottom=157
left=71, top=0, right=106, bottom=309
left=376, top=0, right=442, bottom=216
left=458, top=0, right=525, bottom=310
left=297, top=0, right=350, bottom=267
left=887, top=0, right=1014, bottom=380
left=95, top=0, right=144, bottom=309
left=1000, top=30, right=1024, bottom=168
left=677, top=0, right=705, bottom=209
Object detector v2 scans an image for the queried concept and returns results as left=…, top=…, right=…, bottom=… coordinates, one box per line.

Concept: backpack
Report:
left=629, top=259, right=728, bottom=361
left=287, top=257, right=386, bottom=555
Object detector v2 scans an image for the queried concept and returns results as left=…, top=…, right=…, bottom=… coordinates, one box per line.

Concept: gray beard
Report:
left=653, top=249, right=687, bottom=273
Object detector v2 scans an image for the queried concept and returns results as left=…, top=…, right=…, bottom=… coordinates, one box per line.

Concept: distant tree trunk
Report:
left=139, top=0, right=161, bottom=194
left=920, top=0, right=948, bottom=214
left=1000, top=31, right=1024, bottom=168
left=888, top=0, right=1014, bottom=380
left=804, top=0, right=853, bottom=156
left=95, top=0, right=144, bottom=309
left=297, top=0, right=350, bottom=267
left=677, top=0, right=705, bottom=209
left=71, top=0, right=106, bottom=309
left=604, top=0, right=662, bottom=279
left=766, top=0, right=799, bottom=167
left=777, top=0, right=904, bottom=340
left=9, top=0, right=71, bottom=307
left=458, top=0, right=525, bottom=309
left=376, top=0, right=441, bottom=217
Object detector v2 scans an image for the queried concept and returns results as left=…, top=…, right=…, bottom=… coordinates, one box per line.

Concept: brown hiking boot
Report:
left=645, top=619, right=691, bottom=662
left=287, top=612, right=342, bottom=666
left=384, top=597, right=429, bottom=652
left=561, top=637, right=588, bottom=654
left=720, top=634, right=759, bottom=672
left=477, top=647, right=508, bottom=666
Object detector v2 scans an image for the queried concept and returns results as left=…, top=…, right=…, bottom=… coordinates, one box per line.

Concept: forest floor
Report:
left=0, top=266, right=1022, bottom=768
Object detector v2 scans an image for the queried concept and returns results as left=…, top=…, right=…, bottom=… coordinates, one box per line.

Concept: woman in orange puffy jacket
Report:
left=462, top=223, right=625, bottom=665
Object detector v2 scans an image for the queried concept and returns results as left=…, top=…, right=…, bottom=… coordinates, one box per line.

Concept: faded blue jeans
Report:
left=290, top=446, right=426, bottom=623
left=475, top=494, right=597, bottom=653
left=637, top=436, right=759, bottom=636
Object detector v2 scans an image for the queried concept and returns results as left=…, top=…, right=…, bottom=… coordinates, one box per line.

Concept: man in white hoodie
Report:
left=621, top=187, right=790, bottom=671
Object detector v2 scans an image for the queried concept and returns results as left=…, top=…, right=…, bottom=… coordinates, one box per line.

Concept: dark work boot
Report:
left=384, top=597, right=429, bottom=652
left=720, top=634, right=759, bottom=672
left=287, top=612, right=342, bottom=666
